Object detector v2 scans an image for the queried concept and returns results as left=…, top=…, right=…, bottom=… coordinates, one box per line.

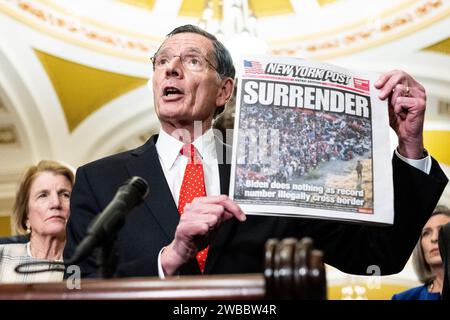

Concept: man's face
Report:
left=152, top=33, right=225, bottom=129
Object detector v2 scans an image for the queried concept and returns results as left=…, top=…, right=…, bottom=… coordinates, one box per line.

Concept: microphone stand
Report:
left=97, top=216, right=126, bottom=279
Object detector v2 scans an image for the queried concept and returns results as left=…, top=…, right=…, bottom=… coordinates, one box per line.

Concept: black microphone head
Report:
left=68, top=176, right=149, bottom=266
left=126, top=176, right=149, bottom=200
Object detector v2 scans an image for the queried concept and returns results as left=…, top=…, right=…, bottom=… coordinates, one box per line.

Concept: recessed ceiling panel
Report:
left=423, top=37, right=450, bottom=55
left=34, top=49, right=148, bottom=132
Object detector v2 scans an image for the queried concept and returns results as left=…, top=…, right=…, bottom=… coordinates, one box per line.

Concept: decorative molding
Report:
left=270, top=0, right=450, bottom=59
left=0, top=0, right=161, bottom=61
left=0, top=124, right=19, bottom=146
left=438, top=99, right=450, bottom=117
left=0, top=169, right=23, bottom=200
left=178, top=0, right=295, bottom=18
left=1, top=0, right=449, bottom=61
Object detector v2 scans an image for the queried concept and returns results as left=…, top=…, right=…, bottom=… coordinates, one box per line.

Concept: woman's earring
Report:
left=26, top=222, right=31, bottom=234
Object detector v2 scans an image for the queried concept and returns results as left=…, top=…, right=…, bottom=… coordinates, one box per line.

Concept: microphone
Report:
left=67, top=176, right=149, bottom=265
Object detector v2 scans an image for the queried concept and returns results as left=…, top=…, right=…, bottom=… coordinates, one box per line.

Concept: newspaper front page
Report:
left=229, top=56, right=394, bottom=225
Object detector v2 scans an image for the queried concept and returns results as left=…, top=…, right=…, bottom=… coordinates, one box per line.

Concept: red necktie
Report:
left=178, top=144, right=209, bottom=273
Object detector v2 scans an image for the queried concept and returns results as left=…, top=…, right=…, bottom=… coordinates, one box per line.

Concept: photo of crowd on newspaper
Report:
left=233, top=102, right=374, bottom=213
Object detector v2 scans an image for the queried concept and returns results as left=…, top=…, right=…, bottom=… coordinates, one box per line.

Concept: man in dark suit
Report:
left=64, top=25, right=448, bottom=278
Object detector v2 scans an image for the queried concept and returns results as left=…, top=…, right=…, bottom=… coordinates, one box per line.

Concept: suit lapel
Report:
left=126, top=135, right=180, bottom=242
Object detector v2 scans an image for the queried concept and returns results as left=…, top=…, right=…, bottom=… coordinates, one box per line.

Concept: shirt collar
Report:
left=156, top=127, right=217, bottom=171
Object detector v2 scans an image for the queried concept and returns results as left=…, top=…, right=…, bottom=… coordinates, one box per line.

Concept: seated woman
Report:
left=0, top=160, right=74, bottom=283
left=392, top=205, right=450, bottom=300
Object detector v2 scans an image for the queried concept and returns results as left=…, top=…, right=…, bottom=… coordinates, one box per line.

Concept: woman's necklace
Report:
left=27, top=242, right=63, bottom=262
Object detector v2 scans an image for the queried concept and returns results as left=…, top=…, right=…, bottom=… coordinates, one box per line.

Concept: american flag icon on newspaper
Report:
left=244, top=60, right=264, bottom=74
left=353, top=78, right=370, bottom=91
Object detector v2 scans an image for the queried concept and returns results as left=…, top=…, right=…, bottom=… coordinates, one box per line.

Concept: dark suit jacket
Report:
left=64, top=135, right=448, bottom=278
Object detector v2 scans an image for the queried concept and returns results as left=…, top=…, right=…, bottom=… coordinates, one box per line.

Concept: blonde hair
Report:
left=12, top=160, right=75, bottom=235
left=412, top=205, right=450, bottom=284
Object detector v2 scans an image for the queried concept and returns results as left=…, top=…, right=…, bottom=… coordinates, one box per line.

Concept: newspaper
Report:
left=229, top=56, right=394, bottom=225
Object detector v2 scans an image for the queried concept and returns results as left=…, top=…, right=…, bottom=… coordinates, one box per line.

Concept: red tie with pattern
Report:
left=178, top=144, right=209, bottom=273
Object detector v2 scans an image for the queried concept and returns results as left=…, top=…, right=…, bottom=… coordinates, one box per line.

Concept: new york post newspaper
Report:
left=229, top=56, right=393, bottom=225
